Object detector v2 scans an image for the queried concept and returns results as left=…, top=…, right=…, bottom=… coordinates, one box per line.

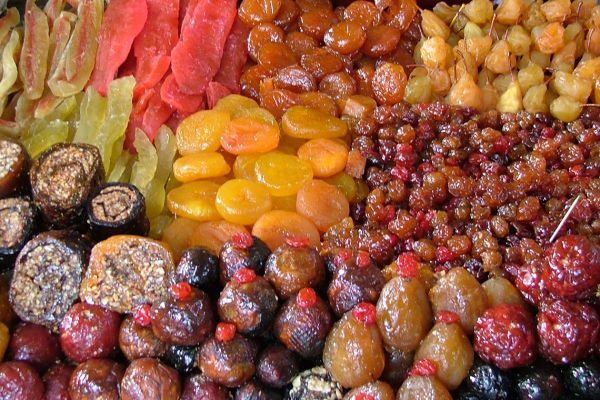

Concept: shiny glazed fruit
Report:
left=121, top=358, right=181, bottom=400
left=474, top=304, right=537, bottom=370
left=256, top=343, right=299, bottom=388
left=219, top=234, right=271, bottom=284
left=59, top=302, right=121, bottom=363
left=343, top=380, right=395, bottom=400
left=215, top=179, right=272, bottom=225
left=166, top=181, right=220, bottom=222
left=255, top=152, right=313, bottom=197
left=173, top=152, right=231, bottom=182
left=176, top=110, right=230, bottom=155
left=43, top=363, right=74, bottom=400
left=68, top=359, right=125, bottom=400
left=0, top=361, right=44, bottom=400
left=118, top=316, right=166, bottom=361
left=297, top=138, right=348, bottom=178
left=396, top=375, right=452, bottom=400
left=198, top=334, right=258, bottom=388
left=282, top=106, right=348, bottom=139
left=481, top=276, right=526, bottom=307
left=376, top=276, right=432, bottom=352
left=181, top=373, right=231, bottom=400
left=429, top=267, right=489, bottom=335
left=461, top=357, right=512, bottom=400
left=296, top=180, right=350, bottom=232
left=328, top=260, right=385, bottom=317
left=323, top=307, right=385, bottom=388
left=414, top=322, right=474, bottom=390
left=8, top=322, right=60, bottom=371
left=252, top=210, right=320, bottom=251
left=221, top=117, right=280, bottom=155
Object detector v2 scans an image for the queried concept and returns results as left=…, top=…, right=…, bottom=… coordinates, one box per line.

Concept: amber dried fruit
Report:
left=239, top=0, right=283, bottom=26
left=300, top=47, right=344, bottom=80
left=362, top=25, right=401, bottom=58
left=396, top=375, right=452, bottom=400
left=248, top=23, right=285, bottom=63
left=299, top=9, right=338, bottom=41
left=372, top=63, right=407, bottom=105
left=324, top=21, right=367, bottom=55
left=481, top=277, right=526, bottom=307
left=296, top=180, right=350, bottom=232
left=252, top=210, right=320, bottom=251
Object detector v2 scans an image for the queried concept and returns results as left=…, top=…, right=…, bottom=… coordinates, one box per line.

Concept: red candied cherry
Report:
left=474, top=304, right=537, bottom=370
left=436, top=310, right=460, bottom=325
left=334, top=249, right=352, bottom=266
left=296, top=288, right=317, bottom=308
left=285, top=236, right=310, bottom=248
left=233, top=268, right=257, bottom=284
left=435, top=246, right=455, bottom=263
left=352, top=303, right=377, bottom=326
left=542, top=235, right=600, bottom=300
left=418, top=162, right=435, bottom=173
left=409, top=359, right=438, bottom=377
left=396, top=253, right=418, bottom=278
left=215, top=322, right=236, bottom=342
left=133, top=304, right=151, bottom=327
left=170, top=281, right=192, bottom=301
left=537, top=299, right=599, bottom=364
left=232, top=232, right=254, bottom=249
left=355, top=393, right=375, bottom=400
left=356, top=251, right=371, bottom=268
left=513, top=260, right=551, bottom=306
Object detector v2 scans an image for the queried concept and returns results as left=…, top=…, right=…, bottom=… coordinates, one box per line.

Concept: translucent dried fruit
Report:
left=404, top=76, right=432, bottom=105
left=298, top=8, right=337, bottom=41
left=173, top=153, right=231, bottom=182
left=239, top=0, right=283, bottom=26
left=215, top=179, right=272, bottom=225
left=299, top=91, right=339, bottom=116
left=541, top=0, right=571, bottom=22
left=481, top=277, right=526, bottom=307
left=324, top=173, right=358, bottom=202
left=221, top=118, right=280, bottom=155
left=421, top=10, right=449, bottom=40
left=282, top=106, right=347, bottom=139
left=496, top=0, right=525, bottom=25
left=255, top=152, right=313, bottom=196
left=361, top=25, right=401, bottom=59
left=300, top=47, right=344, bottom=80
left=233, top=154, right=261, bottom=180
left=296, top=180, right=349, bottom=232
left=485, top=41, right=517, bottom=75
left=523, top=84, right=548, bottom=113
left=550, top=71, right=593, bottom=103
left=167, top=181, right=220, bottom=222
left=214, top=94, right=260, bottom=116
left=518, top=64, right=544, bottom=92
left=446, top=74, right=482, bottom=111
left=421, top=37, right=451, bottom=69
left=324, top=21, right=367, bottom=55
left=257, top=42, right=297, bottom=69
left=176, top=110, right=230, bottom=155
left=532, top=22, right=565, bottom=54
left=273, top=65, right=316, bottom=93
left=550, top=95, right=582, bottom=122
left=297, top=139, right=348, bottom=178
left=506, top=25, right=532, bottom=57
left=372, top=62, right=407, bottom=105
left=497, top=80, right=523, bottom=114
left=252, top=210, right=320, bottom=251
left=463, top=0, right=493, bottom=24
left=247, top=22, right=285, bottom=63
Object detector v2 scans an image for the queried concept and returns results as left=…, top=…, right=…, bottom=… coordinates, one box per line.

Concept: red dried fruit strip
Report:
left=43, top=0, right=64, bottom=25
left=141, top=95, right=173, bottom=143
left=214, top=16, right=251, bottom=94
left=89, top=0, right=147, bottom=96
left=160, top=73, right=204, bottom=113
left=133, top=0, right=179, bottom=98
left=206, top=82, right=232, bottom=110
left=171, top=0, right=236, bottom=95
left=19, top=0, right=50, bottom=100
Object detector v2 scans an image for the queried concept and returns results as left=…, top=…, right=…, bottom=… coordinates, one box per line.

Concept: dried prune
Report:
left=461, top=357, right=512, bottom=400
left=474, top=304, right=537, bottom=370
left=0, top=361, right=44, bottom=400
left=68, top=359, right=125, bottom=400
left=59, top=302, right=121, bottom=363
left=513, top=360, right=561, bottom=400
left=328, top=259, right=385, bottom=317
left=163, top=344, right=198, bottom=375
left=8, top=321, right=60, bottom=371
left=561, top=357, right=600, bottom=400
left=119, top=315, right=166, bottom=361
left=256, top=343, right=299, bottom=388
left=220, top=233, right=271, bottom=284
left=181, top=373, right=231, bottom=400
left=537, top=299, right=599, bottom=365
left=151, top=286, right=214, bottom=346
left=121, top=358, right=181, bottom=400
left=43, top=363, right=74, bottom=400
left=174, top=246, right=220, bottom=292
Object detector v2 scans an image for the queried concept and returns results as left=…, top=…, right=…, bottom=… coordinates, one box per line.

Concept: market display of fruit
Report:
left=0, top=0, right=599, bottom=399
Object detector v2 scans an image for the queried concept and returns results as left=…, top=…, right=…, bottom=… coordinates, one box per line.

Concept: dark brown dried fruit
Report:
left=118, top=315, right=166, bottom=361
left=121, top=358, right=181, bottom=400
left=198, top=334, right=258, bottom=388
left=68, top=359, right=125, bottom=400
left=0, top=361, right=44, bottom=400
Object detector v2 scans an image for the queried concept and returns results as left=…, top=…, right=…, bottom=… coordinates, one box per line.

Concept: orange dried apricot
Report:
left=255, top=152, right=314, bottom=196
left=215, top=179, right=273, bottom=225
left=221, top=117, right=280, bottom=155
left=161, top=217, right=200, bottom=261
left=239, top=0, right=283, bottom=26
left=296, top=179, right=350, bottom=232
left=282, top=106, right=347, bottom=139
left=173, top=152, right=231, bottom=182
left=189, top=220, right=249, bottom=255
left=166, top=181, right=220, bottom=222
left=176, top=110, right=230, bottom=155
left=233, top=154, right=261, bottom=180
left=252, top=210, right=320, bottom=250
left=297, top=138, right=348, bottom=178
left=248, top=22, right=286, bottom=63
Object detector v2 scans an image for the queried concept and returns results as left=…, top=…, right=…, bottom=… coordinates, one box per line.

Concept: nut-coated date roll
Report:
left=30, top=143, right=104, bottom=227
left=86, top=183, right=149, bottom=241
left=0, top=138, right=29, bottom=198
left=80, top=235, right=175, bottom=313
left=0, top=197, right=36, bottom=269
left=9, top=230, right=91, bottom=331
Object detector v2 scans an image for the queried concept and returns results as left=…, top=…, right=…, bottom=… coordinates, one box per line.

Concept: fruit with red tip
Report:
left=232, top=232, right=254, bottom=249
left=170, top=282, right=193, bottom=301
left=215, top=323, right=236, bottom=343
left=396, top=253, right=418, bottom=278
left=285, top=236, right=310, bottom=248
left=133, top=304, right=151, bottom=327
left=233, top=268, right=257, bottom=284
left=296, top=287, right=317, bottom=308
left=409, top=359, right=438, bottom=377
left=474, top=304, right=537, bottom=370
left=352, top=302, right=377, bottom=325
left=435, top=310, right=460, bottom=325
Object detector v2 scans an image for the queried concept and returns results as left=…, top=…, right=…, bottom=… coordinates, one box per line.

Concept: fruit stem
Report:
left=549, top=194, right=581, bottom=243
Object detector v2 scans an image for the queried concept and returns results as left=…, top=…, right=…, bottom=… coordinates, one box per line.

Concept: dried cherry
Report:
left=9, top=321, right=60, bottom=371
left=0, top=361, right=44, bottom=400
left=43, top=363, right=74, bottom=400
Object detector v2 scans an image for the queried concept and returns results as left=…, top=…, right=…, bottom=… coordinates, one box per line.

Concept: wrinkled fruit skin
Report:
left=461, top=357, right=512, bottom=400
left=537, top=299, right=599, bottom=365
left=68, top=359, right=125, bottom=400
left=181, top=373, right=231, bottom=400
left=513, top=361, right=562, bottom=400
left=542, top=235, right=600, bottom=300
left=0, top=361, right=44, bottom=400
left=121, top=358, right=181, bottom=400
left=198, top=335, right=258, bottom=388
left=43, top=363, right=74, bottom=400
left=561, top=357, right=600, bottom=400
left=474, top=304, right=537, bottom=370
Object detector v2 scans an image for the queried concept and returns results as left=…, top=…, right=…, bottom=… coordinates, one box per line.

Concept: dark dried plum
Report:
left=461, top=357, right=512, bottom=400
left=256, top=343, right=299, bottom=388
left=174, top=247, right=220, bottom=292
left=513, top=361, right=561, bottom=400
left=181, top=373, right=231, bottom=400
left=220, top=233, right=271, bottom=284
left=163, top=344, right=198, bottom=375
left=561, top=357, right=600, bottom=400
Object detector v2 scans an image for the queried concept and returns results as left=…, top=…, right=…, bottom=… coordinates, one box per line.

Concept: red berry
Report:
left=417, top=102, right=428, bottom=111
left=435, top=310, right=460, bottom=325
left=296, top=288, right=317, bottom=308
left=133, top=304, right=151, bottom=327
left=537, top=299, right=599, bottom=364
left=418, top=162, right=435, bottom=173
left=215, top=322, right=236, bottom=342
left=352, top=302, right=376, bottom=325
left=396, top=253, right=418, bottom=278
left=435, top=246, right=455, bottom=263
left=396, top=143, right=413, bottom=154
left=384, top=232, right=399, bottom=247
left=170, top=281, right=192, bottom=301
left=381, top=205, right=396, bottom=224
left=493, top=135, right=509, bottom=154
left=285, top=236, right=310, bottom=248
left=231, top=232, right=253, bottom=249
left=541, top=127, right=555, bottom=138
left=355, top=393, right=375, bottom=400
left=233, top=268, right=257, bottom=284
left=542, top=235, right=600, bottom=300
left=356, top=251, right=371, bottom=268
left=391, top=166, right=410, bottom=181
left=512, top=260, right=551, bottom=306
left=409, top=359, right=438, bottom=377
left=474, top=304, right=537, bottom=370
left=334, top=249, right=352, bottom=266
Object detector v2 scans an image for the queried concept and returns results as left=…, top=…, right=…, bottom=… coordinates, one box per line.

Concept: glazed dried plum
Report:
left=198, top=323, right=258, bottom=388
left=121, top=358, right=181, bottom=400
left=542, top=235, right=600, bottom=300
left=43, top=363, right=74, bottom=400
left=327, top=256, right=385, bottom=317
left=474, top=304, right=537, bottom=370
left=561, top=357, right=600, bottom=400
left=461, top=357, right=512, bottom=400
left=220, top=233, right=271, bottom=284
left=0, top=361, right=44, bottom=400
left=343, top=380, right=396, bottom=400
left=163, top=344, right=198, bottom=375
left=382, top=349, right=414, bottom=389
left=181, top=373, right=231, bottom=400
left=118, top=315, right=166, bottom=361
left=150, top=285, right=215, bottom=346
left=429, top=267, right=489, bottom=335
left=218, top=268, right=278, bottom=336
left=59, top=302, right=121, bottom=363
left=537, top=299, right=599, bottom=365
left=9, top=321, right=60, bottom=371
left=273, top=288, right=333, bottom=359
left=264, top=241, right=325, bottom=299
left=323, top=303, right=385, bottom=388
left=396, top=375, right=452, bottom=400
left=287, top=366, right=344, bottom=400
left=256, top=343, right=299, bottom=388
left=68, top=359, right=125, bottom=400
left=235, top=381, right=283, bottom=400
left=513, top=361, right=561, bottom=400
left=174, top=247, right=220, bottom=292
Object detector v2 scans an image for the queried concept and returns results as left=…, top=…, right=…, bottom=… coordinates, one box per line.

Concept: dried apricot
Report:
left=215, top=179, right=273, bottom=225
left=297, top=139, right=348, bottom=178
left=173, top=153, right=231, bottom=182
left=282, top=106, right=347, bottom=139
left=255, top=152, right=313, bottom=196
left=247, top=23, right=286, bottom=63
left=362, top=25, right=402, bottom=58
left=189, top=220, right=250, bottom=255
left=233, top=154, right=261, bottom=180
left=372, top=62, right=407, bottom=105
left=324, top=21, right=367, bottom=55
left=252, top=210, right=320, bottom=250
left=221, top=118, right=280, bottom=155
left=161, top=218, right=200, bottom=261
left=176, top=110, right=230, bottom=155
left=296, top=180, right=349, bottom=232
left=166, top=181, right=221, bottom=222
left=239, top=0, right=283, bottom=26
